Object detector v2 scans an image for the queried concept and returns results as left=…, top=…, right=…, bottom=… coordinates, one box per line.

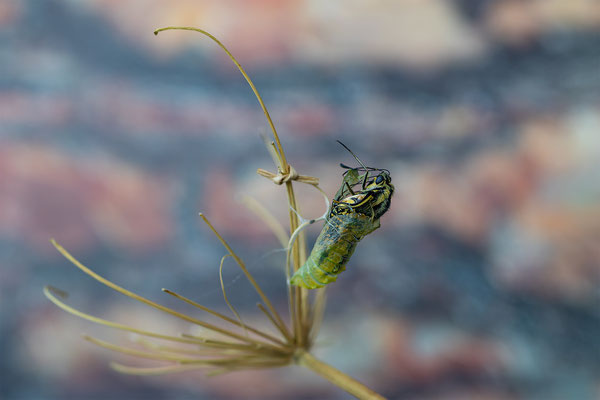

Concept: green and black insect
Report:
left=290, top=142, right=394, bottom=289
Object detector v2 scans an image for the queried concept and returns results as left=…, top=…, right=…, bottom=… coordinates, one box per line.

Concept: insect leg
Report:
left=344, top=181, right=356, bottom=195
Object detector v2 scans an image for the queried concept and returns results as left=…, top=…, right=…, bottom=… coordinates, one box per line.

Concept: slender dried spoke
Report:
left=180, top=334, right=290, bottom=355
left=198, top=214, right=292, bottom=341
left=162, top=288, right=285, bottom=346
left=110, top=362, right=206, bottom=376
left=240, top=195, right=289, bottom=248
left=132, top=337, right=225, bottom=357
left=287, top=195, right=305, bottom=346
left=179, top=334, right=259, bottom=349
left=178, top=354, right=268, bottom=366
left=295, top=287, right=303, bottom=346
left=206, top=359, right=291, bottom=376
left=259, top=135, right=280, bottom=168
left=288, top=286, right=297, bottom=344
left=84, top=335, right=210, bottom=363
left=154, top=26, right=287, bottom=169
left=300, top=288, right=310, bottom=340
left=256, top=303, right=289, bottom=341
left=51, top=240, right=273, bottom=347
left=45, top=286, right=213, bottom=345
left=217, top=255, right=248, bottom=338
left=87, top=335, right=275, bottom=367
left=309, top=288, right=327, bottom=344
left=112, top=358, right=290, bottom=377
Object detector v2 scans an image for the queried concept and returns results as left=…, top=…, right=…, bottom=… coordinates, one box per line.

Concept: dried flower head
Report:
left=45, top=26, right=385, bottom=400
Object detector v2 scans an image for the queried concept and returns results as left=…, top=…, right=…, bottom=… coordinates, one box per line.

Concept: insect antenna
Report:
left=336, top=140, right=370, bottom=189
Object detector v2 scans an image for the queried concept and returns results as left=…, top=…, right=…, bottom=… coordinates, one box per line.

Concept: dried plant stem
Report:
left=288, top=192, right=306, bottom=346
left=161, top=288, right=283, bottom=345
left=154, top=27, right=286, bottom=167
left=198, top=214, right=292, bottom=341
left=150, top=27, right=383, bottom=399
left=49, top=240, right=275, bottom=347
left=240, top=195, right=289, bottom=247
left=295, top=350, right=386, bottom=400
left=153, top=26, right=310, bottom=346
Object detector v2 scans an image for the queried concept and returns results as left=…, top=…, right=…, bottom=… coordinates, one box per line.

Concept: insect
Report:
left=289, top=142, right=394, bottom=289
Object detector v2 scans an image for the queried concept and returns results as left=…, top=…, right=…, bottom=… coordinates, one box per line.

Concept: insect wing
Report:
left=333, top=169, right=369, bottom=202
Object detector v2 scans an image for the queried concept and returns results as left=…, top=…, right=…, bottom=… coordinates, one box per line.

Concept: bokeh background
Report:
left=1, top=1, right=599, bottom=399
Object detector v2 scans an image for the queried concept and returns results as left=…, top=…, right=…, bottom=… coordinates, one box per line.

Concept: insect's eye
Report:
left=376, top=174, right=384, bottom=184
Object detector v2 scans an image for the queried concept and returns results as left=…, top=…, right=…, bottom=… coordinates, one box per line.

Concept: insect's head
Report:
left=371, top=170, right=391, bottom=186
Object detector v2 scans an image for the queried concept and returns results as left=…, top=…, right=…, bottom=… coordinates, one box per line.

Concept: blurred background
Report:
left=1, top=0, right=599, bottom=399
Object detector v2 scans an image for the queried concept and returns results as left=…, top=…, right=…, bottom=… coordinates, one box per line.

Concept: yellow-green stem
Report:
left=286, top=183, right=306, bottom=346
left=295, top=350, right=386, bottom=400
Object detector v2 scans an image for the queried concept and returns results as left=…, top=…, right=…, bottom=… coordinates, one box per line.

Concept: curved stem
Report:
left=153, top=26, right=288, bottom=169
left=295, top=350, right=386, bottom=400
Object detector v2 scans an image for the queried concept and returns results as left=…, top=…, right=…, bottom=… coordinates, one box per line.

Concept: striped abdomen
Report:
left=289, top=212, right=380, bottom=289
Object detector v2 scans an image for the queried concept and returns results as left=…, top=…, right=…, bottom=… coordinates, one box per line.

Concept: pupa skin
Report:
left=290, top=170, right=393, bottom=289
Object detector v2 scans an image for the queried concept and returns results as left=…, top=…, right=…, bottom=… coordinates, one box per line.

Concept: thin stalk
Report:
left=180, top=334, right=289, bottom=354
left=295, top=350, right=386, bottom=400
left=153, top=26, right=287, bottom=169
left=199, top=213, right=292, bottom=342
left=110, top=362, right=206, bottom=376
left=240, top=195, right=289, bottom=248
left=308, top=288, right=327, bottom=344
left=44, top=286, right=213, bottom=345
left=206, top=359, right=291, bottom=377
left=161, top=289, right=284, bottom=345
left=217, top=255, right=249, bottom=338
left=83, top=335, right=211, bottom=363
left=133, top=338, right=226, bottom=356
left=256, top=303, right=289, bottom=341
left=288, top=193, right=304, bottom=346
left=50, top=240, right=273, bottom=347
